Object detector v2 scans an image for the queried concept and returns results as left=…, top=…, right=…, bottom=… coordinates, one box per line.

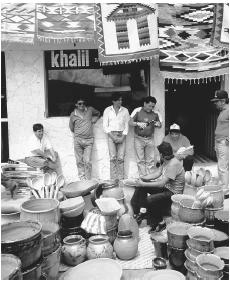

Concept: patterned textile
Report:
left=36, top=3, right=95, bottom=42
left=211, top=3, right=229, bottom=48
left=158, top=3, right=229, bottom=77
left=116, top=226, right=155, bottom=269
left=95, top=3, right=159, bottom=65
left=1, top=3, right=35, bottom=43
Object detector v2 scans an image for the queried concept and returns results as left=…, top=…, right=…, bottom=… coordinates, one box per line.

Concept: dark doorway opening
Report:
left=165, top=78, right=221, bottom=161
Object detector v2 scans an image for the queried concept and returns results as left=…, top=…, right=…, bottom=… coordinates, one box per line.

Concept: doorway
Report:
left=165, top=78, right=221, bottom=161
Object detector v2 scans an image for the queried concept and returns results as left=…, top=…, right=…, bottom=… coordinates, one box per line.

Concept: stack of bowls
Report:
left=167, top=222, right=191, bottom=271
left=214, top=247, right=229, bottom=280
left=60, top=197, right=86, bottom=241
left=185, top=226, right=215, bottom=279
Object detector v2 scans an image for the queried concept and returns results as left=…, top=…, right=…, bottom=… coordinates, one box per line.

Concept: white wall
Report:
left=5, top=50, right=165, bottom=183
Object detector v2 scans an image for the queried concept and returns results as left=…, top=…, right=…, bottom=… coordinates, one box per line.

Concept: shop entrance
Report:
left=165, top=78, right=221, bottom=162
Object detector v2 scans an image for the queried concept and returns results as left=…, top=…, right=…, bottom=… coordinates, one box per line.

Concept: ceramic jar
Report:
left=61, top=235, right=86, bottom=266
left=114, top=230, right=138, bottom=260
left=87, top=235, right=113, bottom=260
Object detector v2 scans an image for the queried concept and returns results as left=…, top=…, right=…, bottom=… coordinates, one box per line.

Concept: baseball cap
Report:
left=169, top=123, right=180, bottom=132
left=211, top=90, right=228, bottom=102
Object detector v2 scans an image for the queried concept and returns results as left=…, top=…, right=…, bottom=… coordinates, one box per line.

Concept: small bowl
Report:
left=187, top=226, right=215, bottom=252
left=152, top=257, right=167, bottom=270
left=167, top=244, right=186, bottom=268
left=196, top=253, right=225, bottom=280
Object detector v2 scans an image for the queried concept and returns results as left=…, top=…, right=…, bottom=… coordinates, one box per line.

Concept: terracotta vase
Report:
left=114, top=230, right=138, bottom=260
left=87, top=235, right=114, bottom=260
left=61, top=235, right=86, bottom=266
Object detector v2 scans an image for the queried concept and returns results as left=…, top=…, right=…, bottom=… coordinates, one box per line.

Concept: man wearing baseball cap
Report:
left=211, top=90, right=229, bottom=192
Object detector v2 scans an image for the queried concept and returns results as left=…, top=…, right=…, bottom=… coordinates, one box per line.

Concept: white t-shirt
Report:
left=26, top=134, right=52, bottom=157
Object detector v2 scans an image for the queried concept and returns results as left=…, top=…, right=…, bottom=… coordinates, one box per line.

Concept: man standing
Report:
left=103, top=93, right=130, bottom=180
left=69, top=97, right=100, bottom=180
left=129, top=96, right=161, bottom=177
left=211, top=90, right=229, bottom=191
left=163, top=123, right=194, bottom=171
left=24, top=123, right=59, bottom=173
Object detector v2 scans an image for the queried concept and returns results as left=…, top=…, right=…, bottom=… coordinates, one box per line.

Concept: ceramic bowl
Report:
left=187, top=226, right=215, bottom=252
left=62, top=180, right=99, bottom=198
left=60, top=197, right=84, bottom=213
left=214, top=247, right=229, bottom=264
left=1, top=254, right=22, bottom=280
left=152, top=257, right=167, bottom=270
left=196, top=253, right=225, bottom=280
left=184, top=250, right=198, bottom=272
left=185, top=266, right=197, bottom=281
left=178, top=198, right=204, bottom=223
left=186, top=240, right=214, bottom=257
left=62, top=203, right=85, bottom=218
left=171, top=194, right=194, bottom=220
left=167, top=244, right=186, bottom=268
left=167, top=221, right=190, bottom=249
left=198, top=185, right=224, bottom=209
left=41, top=222, right=60, bottom=256
left=212, top=229, right=229, bottom=248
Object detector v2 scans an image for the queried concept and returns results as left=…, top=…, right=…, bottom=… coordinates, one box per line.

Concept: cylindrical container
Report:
left=167, top=222, right=190, bottom=249
left=196, top=253, right=225, bottom=280
left=1, top=254, right=22, bottom=280
left=22, top=257, right=43, bottom=280
left=1, top=220, right=42, bottom=270
left=41, top=222, right=60, bottom=256
left=171, top=194, right=194, bottom=221
left=42, top=245, right=61, bottom=280
left=61, top=235, right=86, bottom=266
left=167, top=244, right=186, bottom=269
left=1, top=210, right=20, bottom=225
left=20, top=199, right=60, bottom=226
left=87, top=235, right=113, bottom=260
left=150, top=232, right=168, bottom=259
left=114, top=230, right=138, bottom=260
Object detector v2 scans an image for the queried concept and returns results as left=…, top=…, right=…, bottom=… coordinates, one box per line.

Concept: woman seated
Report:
left=131, top=141, right=185, bottom=231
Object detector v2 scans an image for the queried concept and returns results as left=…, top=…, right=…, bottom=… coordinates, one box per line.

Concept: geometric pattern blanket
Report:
left=95, top=3, right=159, bottom=65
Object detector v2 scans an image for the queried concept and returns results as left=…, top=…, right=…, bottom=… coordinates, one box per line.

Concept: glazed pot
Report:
left=41, top=222, right=60, bottom=256
left=1, top=254, right=22, bottom=280
left=198, top=185, right=224, bottom=209
left=62, top=235, right=86, bottom=266
left=196, top=253, right=225, bottom=280
left=87, top=235, right=113, bottom=260
left=178, top=198, right=204, bottom=224
left=171, top=194, right=194, bottom=221
left=114, top=230, right=138, bottom=260
left=167, top=222, right=190, bottom=249
left=167, top=244, right=186, bottom=269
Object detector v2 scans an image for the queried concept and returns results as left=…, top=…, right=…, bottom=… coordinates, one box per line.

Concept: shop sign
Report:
left=44, top=49, right=100, bottom=69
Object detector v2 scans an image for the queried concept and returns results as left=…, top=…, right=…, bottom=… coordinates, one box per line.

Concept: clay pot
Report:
left=167, top=222, right=190, bottom=249
left=61, top=235, right=86, bottom=266
left=42, top=245, right=61, bottom=280
left=171, top=194, right=194, bottom=221
left=114, top=230, right=138, bottom=260
left=41, top=222, right=60, bottom=256
left=87, top=235, right=113, bottom=260
left=178, top=198, right=204, bottom=224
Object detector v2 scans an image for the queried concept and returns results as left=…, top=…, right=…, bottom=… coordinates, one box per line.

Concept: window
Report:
left=45, top=49, right=149, bottom=117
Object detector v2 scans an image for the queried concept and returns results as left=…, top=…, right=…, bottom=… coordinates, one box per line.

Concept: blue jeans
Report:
left=134, top=135, right=155, bottom=177
left=215, top=139, right=229, bottom=187
left=74, top=137, right=94, bottom=180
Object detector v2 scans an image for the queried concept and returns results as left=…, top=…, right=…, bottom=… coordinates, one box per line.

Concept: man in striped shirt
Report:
left=69, top=97, right=100, bottom=180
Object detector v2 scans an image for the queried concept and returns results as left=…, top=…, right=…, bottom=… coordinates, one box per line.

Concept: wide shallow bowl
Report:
left=178, top=198, right=204, bottom=223
left=167, top=222, right=190, bottom=249
left=1, top=254, right=22, bottom=280
left=196, top=253, right=225, bottom=280
left=60, top=197, right=84, bottom=213
left=62, top=180, right=99, bottom=198
left=187, top=226, right=215, bottom=252
left=142, top=269, right=185, bottom=280
left=62, top=202, right=85, bottom=218
left=167, top=244, right=186, bottom=268
left=95, top=198, right=121, bottom=215
left=212, top=229, right=229, bottom=247
left=214, top=247, right=229, bottom=264
left=59, top=258, right=122, bottom=280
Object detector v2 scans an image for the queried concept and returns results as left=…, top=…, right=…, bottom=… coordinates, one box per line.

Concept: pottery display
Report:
left=60, top=226, right=87, bottom=241
left=178, top=198, right=204, bottom=223
left=1, top=220, right=42, bottom=270
left=90, top=207, right=118, bottom=230
left=184, top=250, right=198, bottom=271
left=114, top=230, right=138, bottom=260
left=171, top=194, right=194, bottom=220
left=1, top=254, right=22, bottom=280
left=41, top=222, right=60, bottom=256
left=87, top=235, right=113, bottom=260
left=186, top=240, right=214, bottom=258
left=20, top=198, right=60, bottom=225
left=167, top=222, right=190, bottom=249
left=196, top=253, right=225, bottom=280
left=62, top=180, right=99, bottom=198
left=59, top=258, right=122, bottom=280
left=61, top=235, right=87, bottom=266
left=118, top=213, right=139, bottom=240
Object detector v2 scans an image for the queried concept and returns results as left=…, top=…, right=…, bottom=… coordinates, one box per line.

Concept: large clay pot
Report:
left=87, top=235, right=113, bottom=260
left=114, top=230, right=138, bottom=260
left=171, top=194, right=194, bottom=221
left=61, top=235, right=86, bottom=266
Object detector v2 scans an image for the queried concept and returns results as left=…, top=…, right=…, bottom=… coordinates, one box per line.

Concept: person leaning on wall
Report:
left=69, top=96, right=100, bottom=180
left=211, top=90, right=229, bottom=194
